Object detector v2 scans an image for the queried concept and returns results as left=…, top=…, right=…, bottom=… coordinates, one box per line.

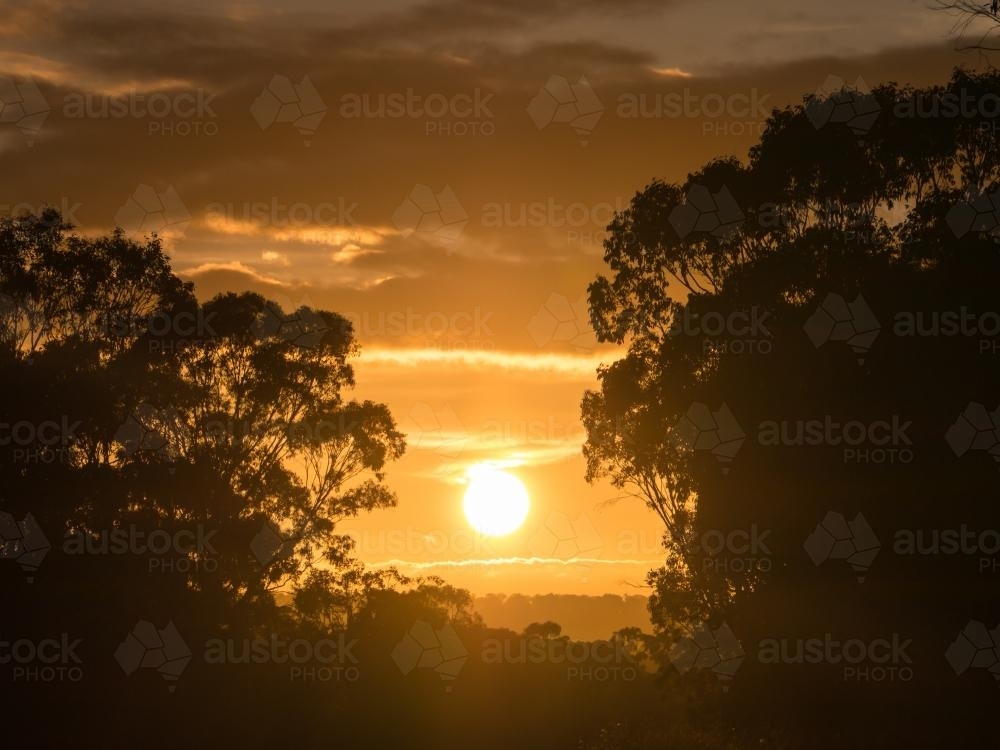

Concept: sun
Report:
left=462, top=464, right=530, bottom=536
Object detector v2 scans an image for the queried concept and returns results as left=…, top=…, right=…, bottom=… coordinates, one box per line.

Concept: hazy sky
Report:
left=0, top=0, right=978, bottom=594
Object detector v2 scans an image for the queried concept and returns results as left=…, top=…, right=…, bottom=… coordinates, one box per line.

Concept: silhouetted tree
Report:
left=584, top=68, right=1000, bottom=746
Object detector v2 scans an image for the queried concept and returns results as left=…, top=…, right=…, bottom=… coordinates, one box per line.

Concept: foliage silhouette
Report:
left=584, top=68, right=1000, bottom=746
left=10, top=69, right=1000, bottom=748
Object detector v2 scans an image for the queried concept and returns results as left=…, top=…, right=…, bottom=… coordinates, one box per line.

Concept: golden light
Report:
left=462, top=464, right=530, bottom=536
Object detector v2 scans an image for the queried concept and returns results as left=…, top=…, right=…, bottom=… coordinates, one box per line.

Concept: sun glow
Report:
left=462, top=464, right=530, bottom=536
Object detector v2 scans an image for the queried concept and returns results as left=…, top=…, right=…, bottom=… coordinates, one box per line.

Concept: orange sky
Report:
left=0, top=0, right=981, bottom=595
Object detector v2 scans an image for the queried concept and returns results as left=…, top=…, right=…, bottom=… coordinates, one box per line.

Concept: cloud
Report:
left=361, top=348, right=611, bottom=376
left=183, top=261, right=289, bottom=287
left=650, top=66, right=693, bottom=78
left=260, top=250, right=289, bottom=265
left=201, top=215, right=391, bottom=248
left=365, top=556, right=649, bottom=570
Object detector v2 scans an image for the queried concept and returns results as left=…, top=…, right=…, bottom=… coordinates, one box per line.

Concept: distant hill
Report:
left=473, top=593, right=651, bottom=641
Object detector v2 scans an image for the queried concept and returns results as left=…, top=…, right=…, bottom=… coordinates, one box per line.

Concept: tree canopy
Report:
left=583, top=67, right=1000, bottom=745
